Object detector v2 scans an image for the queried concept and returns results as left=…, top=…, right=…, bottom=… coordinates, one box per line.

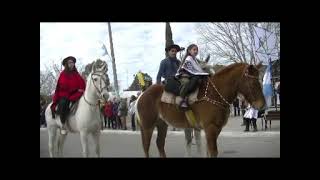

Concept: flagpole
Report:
left=107, top=22, right=120, bottom=98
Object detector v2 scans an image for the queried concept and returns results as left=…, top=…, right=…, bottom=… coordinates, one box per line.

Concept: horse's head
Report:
left=237, top=63, right=266, bottom=110
left=198, top=55, right=215, bottom=75
left=89, top=60, right=110, bottom=103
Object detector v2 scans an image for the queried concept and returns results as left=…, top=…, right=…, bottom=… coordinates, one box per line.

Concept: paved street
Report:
left=40, top=115, right=280, bottom=158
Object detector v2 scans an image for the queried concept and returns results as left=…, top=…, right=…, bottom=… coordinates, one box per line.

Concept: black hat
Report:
left=62, top=56, right=76, bottom=66
left=165, top=44, right=184, bottom=52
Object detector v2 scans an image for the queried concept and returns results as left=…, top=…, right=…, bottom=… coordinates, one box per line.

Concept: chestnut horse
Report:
left=136, top=63, right=265, bottom=157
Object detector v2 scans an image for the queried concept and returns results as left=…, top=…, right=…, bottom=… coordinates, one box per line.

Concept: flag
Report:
left=263, top=62, right=273, bottom=107
left=101, top=44, right=108, bottom=56
left=137, top=72, right=145, bottom=87
left=253, top=26, right=278, bottom=63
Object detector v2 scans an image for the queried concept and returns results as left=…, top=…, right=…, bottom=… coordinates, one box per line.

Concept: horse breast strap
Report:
left=198, top=77, right=230, bottom=110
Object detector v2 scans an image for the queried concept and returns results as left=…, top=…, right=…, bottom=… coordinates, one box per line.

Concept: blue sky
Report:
left=40, top=22, right=202, bottom=91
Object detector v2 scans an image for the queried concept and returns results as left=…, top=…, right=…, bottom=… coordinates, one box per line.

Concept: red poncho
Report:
left=104, top=103, right=113, bottom=118
left=52, top=69, right=86, bottom=105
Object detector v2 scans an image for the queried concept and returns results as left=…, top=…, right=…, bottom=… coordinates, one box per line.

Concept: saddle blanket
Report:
left=161, top=88, right=199, bottom=105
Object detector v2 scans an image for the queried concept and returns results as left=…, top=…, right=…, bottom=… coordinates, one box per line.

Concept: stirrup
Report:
left=180, top=97, right=189, bottom=107
left=180, top=101, right=188, bottom=108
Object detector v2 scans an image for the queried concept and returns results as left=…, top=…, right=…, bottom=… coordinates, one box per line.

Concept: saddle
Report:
left=161, top=86, right=200, bottom=129
left=69, top=100, right=79, bottom=115
left=52, top=98, right=79, bottom=120
left=161, top=76, right=207, bottom=129
left=162, top=75, right=202, bottom=106
left=161, top=88, right=199, bottom=106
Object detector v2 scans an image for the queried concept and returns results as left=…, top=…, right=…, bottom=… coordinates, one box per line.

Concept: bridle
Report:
left=242, top=65, right=260, bottom=104
left=83, top=71, right=108, bottom=107
left=199, top=65, right=260, bottom=110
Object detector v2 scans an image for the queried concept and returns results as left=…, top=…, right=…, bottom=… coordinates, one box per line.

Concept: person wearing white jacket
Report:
left=128, top=95, right=137, bottom=131
left=243, top=104, right=259, bottom=132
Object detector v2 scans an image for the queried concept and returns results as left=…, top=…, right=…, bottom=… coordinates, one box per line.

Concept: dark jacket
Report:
left=156, top=57, right=181, bottom=84
left=118, top=101, right=128, bottom=117
left=233, top=98, right=240, bottom=107
left=112, top=102, right=119, bottom=116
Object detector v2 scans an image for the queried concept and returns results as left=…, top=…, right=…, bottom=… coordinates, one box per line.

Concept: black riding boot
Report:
left=58, top=97, right=70, bottom=133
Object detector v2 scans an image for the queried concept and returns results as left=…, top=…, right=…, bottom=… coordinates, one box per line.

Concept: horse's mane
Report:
left=213, top=63, right=247, bottom=77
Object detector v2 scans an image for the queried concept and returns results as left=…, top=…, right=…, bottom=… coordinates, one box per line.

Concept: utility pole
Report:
left=107, top=22, right=120, bottom=98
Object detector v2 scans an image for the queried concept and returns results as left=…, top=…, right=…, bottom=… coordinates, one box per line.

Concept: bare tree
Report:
left=40, top=68, right=57, bottom=97
left=196, top=22, right=280, bottom=64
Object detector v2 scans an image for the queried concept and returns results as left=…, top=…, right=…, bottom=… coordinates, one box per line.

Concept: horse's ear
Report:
left=92, top=61, right=97, bottom=73
left=246, top=64, right=254, bottom=73
left=100, top=61, right=107, bottom=73
left=205, top=54, right=210, bottom=63
left=256, top=62, right=263, bottom=70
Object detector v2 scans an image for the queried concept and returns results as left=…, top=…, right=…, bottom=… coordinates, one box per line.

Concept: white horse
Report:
left=45, top=61, right=109, bottom=157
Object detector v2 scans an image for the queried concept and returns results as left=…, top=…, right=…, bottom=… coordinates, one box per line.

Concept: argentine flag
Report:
left=263, top=62, right=273, bottom=108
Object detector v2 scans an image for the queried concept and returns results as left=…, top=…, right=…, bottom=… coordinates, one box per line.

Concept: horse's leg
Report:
left=156, top=121, right=168, bottom=158
left=91, top=131, right=101, bottom=157
left=140, top=127, right=154, bottom=158
left=184, top=128, right=193, bottom=157
left=48, top=125, right=57, bottom=157
left=80, top=131, right=89, bottom=157
left=204, top=124, right=220, bottom=158
left=194, top=129, right=203, bottom=157
left=58, top=132, right=67, bottom=157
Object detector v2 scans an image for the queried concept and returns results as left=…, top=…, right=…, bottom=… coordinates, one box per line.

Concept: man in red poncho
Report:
left=51, top=56, right=86, bottom=133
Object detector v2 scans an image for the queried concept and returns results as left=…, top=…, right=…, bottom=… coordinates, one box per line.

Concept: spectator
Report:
left=103, top=101, right=113, bottom=129
left=40, top=98, right=47, bottom=127
left=129, top=95, right=137, bottom=131
left=233, top=97, right=240, bottom=116
left=240, top=99, right=247, bottom=126
left=276, top=81, right=280, bottom=102
left=112, top=98, right=120, bottom=129
left=118, top=98, right=128, bottom=130
left=243, top=104, right=258, bottom=132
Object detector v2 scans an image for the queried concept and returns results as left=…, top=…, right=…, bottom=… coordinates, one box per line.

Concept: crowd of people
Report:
left=102, top=95, right=138, bottom=131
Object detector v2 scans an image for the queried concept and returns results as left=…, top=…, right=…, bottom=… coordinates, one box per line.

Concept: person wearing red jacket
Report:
left=50, top=56, right=86, bottom=133
left=103, top=101, right=113, bottom=129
